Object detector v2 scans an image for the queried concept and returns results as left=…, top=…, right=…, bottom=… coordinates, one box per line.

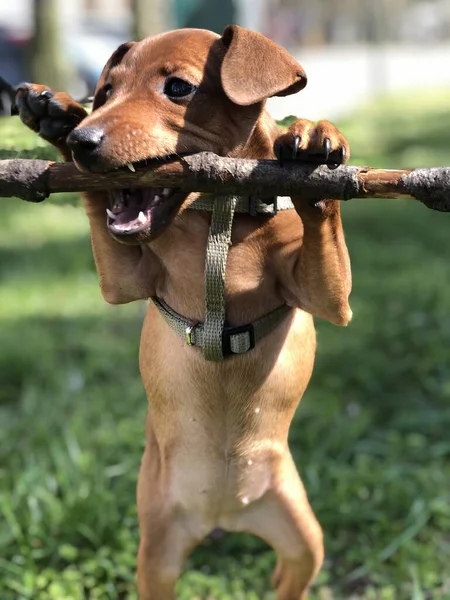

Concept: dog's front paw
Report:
left=14, top=83, right=87, bottom=145
left=275, top=119, right=350, bottom=168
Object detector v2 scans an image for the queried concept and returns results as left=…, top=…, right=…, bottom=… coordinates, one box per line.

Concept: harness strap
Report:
left=190, top=195, right=295, bottom=214
left=203, top=195, right=238, bottom=360
left=151, top=296, right=292, bottom=357
left=151, top=194, right=295, bottom=361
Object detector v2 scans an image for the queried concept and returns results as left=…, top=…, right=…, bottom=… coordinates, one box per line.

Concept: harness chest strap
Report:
left=151, top=195, right=295, bottom=361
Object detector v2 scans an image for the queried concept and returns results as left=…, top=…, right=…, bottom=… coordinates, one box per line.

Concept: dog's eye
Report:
left=103, top=83, right=113, bottom=99
left=164, top=78, right=197, bottom=100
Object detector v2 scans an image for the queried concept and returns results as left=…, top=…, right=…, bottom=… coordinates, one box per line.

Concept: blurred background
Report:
left=3, top=0, right=450, bottom=119
left=1, top=1, right=450, bottom=599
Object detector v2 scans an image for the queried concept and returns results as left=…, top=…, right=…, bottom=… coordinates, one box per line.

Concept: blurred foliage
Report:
left=1, top=90, right=450, bottom=599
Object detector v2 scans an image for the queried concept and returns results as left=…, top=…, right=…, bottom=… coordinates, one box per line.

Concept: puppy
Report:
left=16, top=25, right=352, bottom=600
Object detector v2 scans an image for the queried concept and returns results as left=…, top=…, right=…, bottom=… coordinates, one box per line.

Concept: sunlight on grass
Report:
left=342, top=88, right=450, bottom=168
left=1, top=201, right=88, bottom=249
left=0, top=276, right=110, bottom=318
left=0, top=116, right=50, bottom=150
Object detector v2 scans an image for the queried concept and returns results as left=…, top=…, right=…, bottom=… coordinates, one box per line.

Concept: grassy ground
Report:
left=1, top=91, right=450, bottom=600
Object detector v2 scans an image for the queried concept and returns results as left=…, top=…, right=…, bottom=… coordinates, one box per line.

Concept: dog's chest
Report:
left=152, top=210, right=280, bottom=318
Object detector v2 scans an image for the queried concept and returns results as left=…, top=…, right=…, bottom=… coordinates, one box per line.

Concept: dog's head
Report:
left=67, top=26, right=307, bottom=243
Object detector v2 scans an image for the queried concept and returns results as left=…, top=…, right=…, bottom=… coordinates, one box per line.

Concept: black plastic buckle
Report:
left=273, top=196, right=278, bottom=215
left=222, top=323, right=255, bottom=356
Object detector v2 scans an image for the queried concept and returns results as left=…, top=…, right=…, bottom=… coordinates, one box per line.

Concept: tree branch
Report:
left=1, top=152, right=450, bottom=212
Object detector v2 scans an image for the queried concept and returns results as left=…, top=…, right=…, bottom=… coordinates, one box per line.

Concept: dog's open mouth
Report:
left=102, top=154, right=191, bottom=240
left=106, top=183, right=188, bottom=243
left=107, top=187, right=178, bottom=235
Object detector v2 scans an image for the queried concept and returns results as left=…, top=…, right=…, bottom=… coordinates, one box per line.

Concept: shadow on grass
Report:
left=0, top=312, right=143, bottom=406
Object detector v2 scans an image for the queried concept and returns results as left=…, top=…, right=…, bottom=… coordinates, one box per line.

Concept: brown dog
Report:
left=16, top=26, right=352, bottom=600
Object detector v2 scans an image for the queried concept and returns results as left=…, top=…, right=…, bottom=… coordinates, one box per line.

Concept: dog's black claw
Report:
left=292, top=135, right=300, bottom=159
left=276, top=135, right=302, bottom=165
left=309, top=199, right=323, bottom=210
left=15, top=82, right=30, bottom=94
left=40, top=89, right=53, bottom=99
left=10, top=103, right=19, bottom=116
left=323, top=138, right=331, bottom=162
left=327, top=145, right=346, bottom=170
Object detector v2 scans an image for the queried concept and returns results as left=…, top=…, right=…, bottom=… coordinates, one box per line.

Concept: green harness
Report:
left=151, top=195, right=295, bottom=361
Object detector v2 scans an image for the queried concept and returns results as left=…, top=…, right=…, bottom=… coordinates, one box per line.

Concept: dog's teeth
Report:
left=138, top=211, right=146, bottom=224
left=154, top=195, right=161, bottom=203
left=106, top=208, right=117, bottom=220
left=163, top=188, right=171, bottom=197
left=127, top=163, right=136, bottom=172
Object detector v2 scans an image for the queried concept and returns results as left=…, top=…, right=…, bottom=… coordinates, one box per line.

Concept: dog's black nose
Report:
left=67, top=127, right=104, bottom=168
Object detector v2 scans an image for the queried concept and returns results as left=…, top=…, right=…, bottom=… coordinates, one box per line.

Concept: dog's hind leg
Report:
left=136, top=441, right=202, bottom=600
left=137, top=516, right=198, bottom=600
left=239, top=453, right=324, bottom=600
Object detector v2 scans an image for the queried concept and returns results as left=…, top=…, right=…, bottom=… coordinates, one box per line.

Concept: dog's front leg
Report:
left=15, top=83, right=160, bottom=304
left=14, top=83, right=87, bottom=160
left=291, top=198, right=352, bottom=326
left=275, top=120, right=352, bottom=326
left=81, top=192, right=161, bottom=304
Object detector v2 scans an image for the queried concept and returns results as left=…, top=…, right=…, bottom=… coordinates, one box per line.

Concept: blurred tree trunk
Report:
left=184, top=0, right=235, bottom=33
left=30, top=0, right=69, bottom=90
left=132, top=0, right=173, bottom=40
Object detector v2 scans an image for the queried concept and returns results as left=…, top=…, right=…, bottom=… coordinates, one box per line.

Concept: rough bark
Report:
left=1, top=153, right=450, bottom=212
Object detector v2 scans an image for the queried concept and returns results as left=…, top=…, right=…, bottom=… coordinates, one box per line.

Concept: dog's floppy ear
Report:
left=93, top=42, right=136, bottom=110
left=220, top=25, right=307, bottom=106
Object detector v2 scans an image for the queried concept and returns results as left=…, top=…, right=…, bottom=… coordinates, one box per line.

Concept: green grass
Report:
left=1, top=90, right=450, bottom=599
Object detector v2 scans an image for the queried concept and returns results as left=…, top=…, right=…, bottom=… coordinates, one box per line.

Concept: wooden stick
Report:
left=1, top=152, right=450, bottom=212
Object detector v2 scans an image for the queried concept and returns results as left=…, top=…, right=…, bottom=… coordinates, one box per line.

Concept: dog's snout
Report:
left=67, top=127, right=105, bottom=169
left=68, top=126, right=104, bottom=150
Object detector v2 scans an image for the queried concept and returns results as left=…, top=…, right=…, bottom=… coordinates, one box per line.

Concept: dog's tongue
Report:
left=107, top=187, right=164, bottom=233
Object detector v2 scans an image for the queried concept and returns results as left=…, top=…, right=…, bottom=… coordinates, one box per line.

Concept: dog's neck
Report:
left=230, top=108, right=279, bottom=161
